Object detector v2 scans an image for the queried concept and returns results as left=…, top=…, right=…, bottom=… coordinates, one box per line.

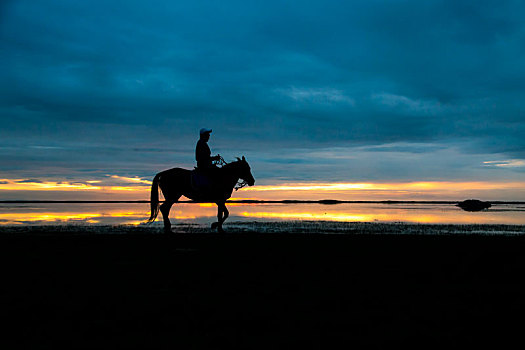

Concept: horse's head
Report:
left=236, top=156, right=255, bottom=186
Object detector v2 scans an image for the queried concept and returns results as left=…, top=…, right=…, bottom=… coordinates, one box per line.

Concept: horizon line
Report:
left=1, top=200, right=523, bottom=204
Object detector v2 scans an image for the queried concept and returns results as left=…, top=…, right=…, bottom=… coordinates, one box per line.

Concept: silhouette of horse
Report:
left=147, top=156, right=255, bottom=233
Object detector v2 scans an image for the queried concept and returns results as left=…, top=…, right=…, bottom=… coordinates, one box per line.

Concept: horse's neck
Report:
left=221, top=163, right=240, bottom=187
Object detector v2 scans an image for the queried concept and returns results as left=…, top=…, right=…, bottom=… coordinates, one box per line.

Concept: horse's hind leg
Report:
left=160, top=199, right=177, bottom=233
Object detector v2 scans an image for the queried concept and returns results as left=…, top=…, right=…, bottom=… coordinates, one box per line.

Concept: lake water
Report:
left=1, top=201, right=524, bottom=226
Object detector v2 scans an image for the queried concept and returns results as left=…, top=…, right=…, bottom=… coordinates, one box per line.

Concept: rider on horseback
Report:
left=194, top=128, right=222, bottom=194
left=196, top=128, right=221, bottom=172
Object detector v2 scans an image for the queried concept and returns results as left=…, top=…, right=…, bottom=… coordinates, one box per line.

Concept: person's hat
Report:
left=200, top=128, right=212, bottom=135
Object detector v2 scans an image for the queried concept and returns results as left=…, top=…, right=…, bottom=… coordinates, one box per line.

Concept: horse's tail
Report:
left=146, top=172, right=162, bottom=223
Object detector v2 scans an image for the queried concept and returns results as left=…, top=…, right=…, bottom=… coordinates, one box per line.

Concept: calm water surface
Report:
left=1, top=202, right=524, bottom=225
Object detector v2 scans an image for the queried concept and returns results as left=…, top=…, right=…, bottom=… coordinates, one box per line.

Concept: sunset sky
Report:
left=1, top=0, right=524, bottom=201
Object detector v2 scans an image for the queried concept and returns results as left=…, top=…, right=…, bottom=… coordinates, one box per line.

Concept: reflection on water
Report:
left=0, top=202, right=524, bottom=225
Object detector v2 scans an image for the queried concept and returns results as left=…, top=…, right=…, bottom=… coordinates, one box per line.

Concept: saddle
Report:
left=191, top=169, right=212, bottom=191
left=190, top=167, right=221, bottom=198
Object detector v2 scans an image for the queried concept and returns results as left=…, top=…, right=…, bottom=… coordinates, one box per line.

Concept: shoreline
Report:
left=2, top=199, right=525, bottom=204
left=1, top=221, right=525, bottom=236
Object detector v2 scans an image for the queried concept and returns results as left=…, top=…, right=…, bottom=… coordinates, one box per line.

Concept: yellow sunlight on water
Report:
left=0, top=212, right=103, bottom=224
left=234, top=203, right=525, bottom=224
left=238, top=209, right=523, bottom=224
left=0, top=210, right=199, bottom=225
left=1, top=203, right=523, bottom=225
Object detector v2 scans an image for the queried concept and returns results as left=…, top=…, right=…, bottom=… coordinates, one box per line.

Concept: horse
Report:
left=147, top=156, right=255, bottom=233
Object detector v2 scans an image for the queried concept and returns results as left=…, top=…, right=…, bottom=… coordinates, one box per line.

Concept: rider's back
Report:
left=195, top=139, right=212, bottom=169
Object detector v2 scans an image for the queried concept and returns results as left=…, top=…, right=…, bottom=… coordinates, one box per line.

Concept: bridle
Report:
left=213, top=156, right=250, bottom=191
left=234, top=180, right=248, bottom=191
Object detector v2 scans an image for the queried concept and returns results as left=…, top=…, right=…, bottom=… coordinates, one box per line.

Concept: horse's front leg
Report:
left=220, top=203, right=229, bottom=228
left=211, top=204, right=222, bottom=232
left=212, top=202, right=228, bottom=233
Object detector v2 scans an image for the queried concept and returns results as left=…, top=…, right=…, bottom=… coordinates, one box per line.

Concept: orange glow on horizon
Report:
left=241, top=181, right=525, bottom=192
left=235, top=181, right=525, bottom=201
left=0, top=179, right=102, bottom=191
left=1, top=178, right=525, bottom=202
left=109, top=186, right=145, bottom=191
left=109, top=175, right=152, bottom=185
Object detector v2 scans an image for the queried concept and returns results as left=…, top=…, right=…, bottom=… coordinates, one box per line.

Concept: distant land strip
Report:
left=1, top=200, right=524, bottom=204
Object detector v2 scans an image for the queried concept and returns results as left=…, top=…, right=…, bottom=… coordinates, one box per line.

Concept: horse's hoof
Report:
left=211, top=222, right=218, bottom=230
left=217, top=227, right=225, bottom=234
left=164, top=227, right=173, bottom=234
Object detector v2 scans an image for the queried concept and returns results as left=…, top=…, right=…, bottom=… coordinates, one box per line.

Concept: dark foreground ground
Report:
left=2, top=226, right=525, bottom=349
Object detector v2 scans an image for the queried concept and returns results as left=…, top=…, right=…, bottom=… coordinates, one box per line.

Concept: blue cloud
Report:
left=1, top=0, right=524, bottom=184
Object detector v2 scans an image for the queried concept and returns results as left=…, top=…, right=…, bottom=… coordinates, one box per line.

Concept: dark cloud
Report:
left=1, top=0, right=524, bottom=184
left=16, top=179, right=43, bottom=183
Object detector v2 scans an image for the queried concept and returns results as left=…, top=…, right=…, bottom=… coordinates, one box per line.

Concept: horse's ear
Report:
left=236, top=157, right=241, bottom=162
left=242, top=156, right=246, bottom=162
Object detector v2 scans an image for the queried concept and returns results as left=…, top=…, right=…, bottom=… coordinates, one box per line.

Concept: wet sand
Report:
left=1, top=223, right=525, bottom=348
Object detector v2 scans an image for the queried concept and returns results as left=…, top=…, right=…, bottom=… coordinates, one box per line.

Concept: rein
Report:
left=234, top=180, right=248, bottom=191
left=213, top=155, right=227, bottom=167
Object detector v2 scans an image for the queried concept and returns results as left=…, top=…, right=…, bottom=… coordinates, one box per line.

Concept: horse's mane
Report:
left=220, top=158, right=243, bottom=171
